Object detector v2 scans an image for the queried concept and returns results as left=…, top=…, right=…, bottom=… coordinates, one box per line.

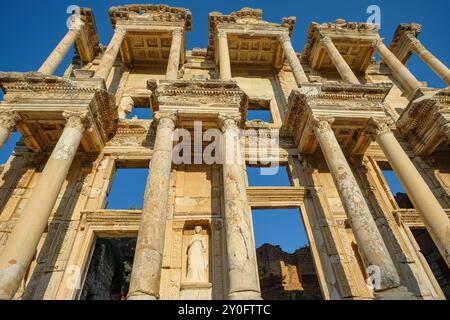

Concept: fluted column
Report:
left=118, top=95, right=134, bottom=119
left=406, top=35, right=450, bottom=86
left=38, top=26, right=82, bottom=75
left=320, top=36, right=360, bottom=84
left=218, top=31, right=232, bottom=80
left=278, top=31, right=309, bottom=85
left=0, top=111, right=21, bottom=150
left=311, top=116, right=400, bottom=291
left=0, top=111, right=88, bottom=300
left=219, top=113, right=261, bottom=300
left=372, top=38, right=422, bottom=94
left=127, top=112, right=176, bottom=300
left=369, top=118, right=450, bottom=267
left=166, top=28, right=183, bottom=80
left=95, top=28, right=126, bottom=81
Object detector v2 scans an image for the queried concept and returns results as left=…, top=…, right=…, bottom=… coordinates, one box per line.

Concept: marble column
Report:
left=0, top=111, right=21, bottom=150
left=0, top=111, right=88, bottom=300
left=369, top=118, right=450, bottom=267
left=278, top=31, right=309, bottom=85
left=311, top=116, right=400, bottom=290
left=118, top=95, right=134, bottom=119
left=127, top=112, right=176, bottom=300
left=372, top=38, right=422, bottom=95
left=320, top=36, right=360, bottom=84
left=406, top=35, right=450, bottom=86
left=219, top=113, right=261, bottom=300
left=95, top=28, right=126, bottom=81
left=38, top=26, right=82, bottom=75
left=218, top=31, right=232, bottom=80
left=166, top=29, right=183, bottom=80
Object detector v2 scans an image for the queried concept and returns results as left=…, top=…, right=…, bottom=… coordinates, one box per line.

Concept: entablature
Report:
left=388, top=23, right=422, bottom=64
left=0, top=72, right=118, bottom=152
left=396, top=87, right=450, bottom=155
left=284, top=82, right=392, bottom=154
left=147, top=79, right=247, bottom=128
left=302, top=19, right=379, bottom=76
left=108, top=5, right=191, bottom=66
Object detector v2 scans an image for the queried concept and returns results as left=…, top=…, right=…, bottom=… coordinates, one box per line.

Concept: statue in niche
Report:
left=185, top=226, right=208, bottom=283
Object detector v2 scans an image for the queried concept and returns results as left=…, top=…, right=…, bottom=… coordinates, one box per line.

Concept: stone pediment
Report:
left=0, top=72, right=117, bottom=152
left=389, top=23, right=422, bottom=64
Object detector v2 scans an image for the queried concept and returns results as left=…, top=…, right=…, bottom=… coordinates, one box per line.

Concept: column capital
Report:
left=217, top=30, right=227, bottom=39
left=310, top=115, right=335, bottom=133
left=218, top=113, right=241, bottom=132
left=172, top=28, right=184, bottom=37
left=154, top=111, right=177, bottom=130
left=370, top=37, right=384, bottom=49
left=0, top=111, right=21, bottom=132
left=442, top=123, right=450, bottom=140
left=277, top=31, right=291, bottom=43
left=368, top=117, right=394, bottom=138
left=62, top=111, right=89, bottom=131
left=319, top=35, right=333, bottom=46
left=115, top=27, right=127, bottom=36
left=405, top=34, right=425, bottom=52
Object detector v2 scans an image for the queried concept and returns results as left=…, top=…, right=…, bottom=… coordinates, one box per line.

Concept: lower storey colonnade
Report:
left=0, top=112, right=449, bottom=300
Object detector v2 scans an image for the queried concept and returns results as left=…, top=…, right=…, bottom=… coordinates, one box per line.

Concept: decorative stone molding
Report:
left=0, top=111, right=21, bottom=132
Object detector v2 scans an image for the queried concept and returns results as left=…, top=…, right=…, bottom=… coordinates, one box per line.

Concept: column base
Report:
left=127, top=293, right=157, bottom=300
left=374, top=286, right=417, bottom=300
left=228, top=291, right=262, bottom=300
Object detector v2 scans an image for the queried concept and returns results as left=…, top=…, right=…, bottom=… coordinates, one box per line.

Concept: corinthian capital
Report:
left=310, top=115, right=335, bottom=133
left=0, top=111, right=21, bottom=132
left=277, top=31, right=291, bottom=43
left=406, top=34, right=425, bottom=52
left=218, top=113, right=241, bottom=132
left=172, top=28, right=183, bottom=38
left=154, top=111, right=177, bottom=130
left=63, top=111, right=89, bottom=131
left=217, top=30, right=227, bottom=39
left=371, top=37, right=383, bottom=49
left=319, top=35, right=333, bottom=46
left=368, top=117, right=393, bottom=137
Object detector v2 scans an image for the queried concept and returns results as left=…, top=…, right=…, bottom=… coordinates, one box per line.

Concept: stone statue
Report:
left=185, top=226, right=208, bottom=283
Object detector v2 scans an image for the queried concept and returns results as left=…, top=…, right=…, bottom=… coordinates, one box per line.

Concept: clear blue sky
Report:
left=0, top=0, right=445, bottom=252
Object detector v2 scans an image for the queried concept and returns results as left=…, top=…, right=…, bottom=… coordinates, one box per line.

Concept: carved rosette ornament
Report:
left=0, top=111, right=21, bottom=132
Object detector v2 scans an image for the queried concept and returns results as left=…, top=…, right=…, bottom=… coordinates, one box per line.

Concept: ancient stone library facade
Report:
left=0, top=5, right=449, bottom=300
